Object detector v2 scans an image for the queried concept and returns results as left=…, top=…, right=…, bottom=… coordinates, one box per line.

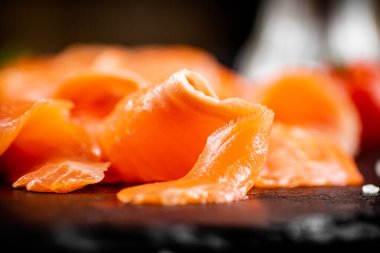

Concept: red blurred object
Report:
left=332, top=61, right=380, bottom=151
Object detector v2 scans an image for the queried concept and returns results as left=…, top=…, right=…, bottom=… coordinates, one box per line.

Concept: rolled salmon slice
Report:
left=255, top=124, right=363, bottom=188
left=117, top=106, right=273, bottom=205
left=99, top=69, right=270, bottom=183
left=0, top=99, right=109, bottom=192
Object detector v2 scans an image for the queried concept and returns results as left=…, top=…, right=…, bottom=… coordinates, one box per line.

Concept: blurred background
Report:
left=0, top=0, right=261, bottom=68
left=1, top=0, right=380, bottom=80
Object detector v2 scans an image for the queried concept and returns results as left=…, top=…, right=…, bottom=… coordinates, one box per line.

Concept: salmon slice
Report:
left=0, top=100, right=34, bottom=156
left=53, top=71, right=144, bottom=183
left=99, top=69, right=268, bottom=183
left=0, top=45, right=364, bottom=198
left=250, top=69, right=364, bottom=188
left=54, top=71, right=144, bottom=123
left=117, top=107, right=273, bottom=205
left=0, top=44, right=248, bottom=101
left=254, top=69, right=361, bottom=156
left=120, top=45, right=250, bottom=98
left=0, top=99, right=81, bottom=159
left=0, top=46, right=105, bottom=101
left=0, top=56, right=55, bottom=101
left=0, top=99, right=108, bottom=192
left=255, top=124, right=363, bottom=188
left=12, top=160, right=109, bottom=193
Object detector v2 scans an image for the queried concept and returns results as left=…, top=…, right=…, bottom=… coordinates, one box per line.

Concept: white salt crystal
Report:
left=362, top=184, right=380, bottom=196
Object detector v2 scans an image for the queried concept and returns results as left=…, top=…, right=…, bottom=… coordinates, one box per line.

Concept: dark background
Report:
left=0, top=0, right=263, bottom=68
left=2, top=0, right=380, bottom=69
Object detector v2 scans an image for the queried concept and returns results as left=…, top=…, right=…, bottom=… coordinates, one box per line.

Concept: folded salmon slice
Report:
left=0, top=99, right=109, bottom=192
left=99, top=70, right=271, bottom=184
left=117, top=105, right=273, bottom=205
left=255, top=124, right=363, bottom=188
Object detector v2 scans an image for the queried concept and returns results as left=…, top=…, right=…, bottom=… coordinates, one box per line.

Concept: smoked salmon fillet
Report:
left=0, top=44, right=365, bottom=205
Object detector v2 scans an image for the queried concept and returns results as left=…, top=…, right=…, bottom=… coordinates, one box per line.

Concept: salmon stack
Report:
left=0, top=44, right=363, bottom=205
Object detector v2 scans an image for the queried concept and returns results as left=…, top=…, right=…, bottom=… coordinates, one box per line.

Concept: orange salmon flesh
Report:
left=0, top=44, right=363, bottom=205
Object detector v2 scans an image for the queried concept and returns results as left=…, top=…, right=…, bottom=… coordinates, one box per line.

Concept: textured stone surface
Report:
left=0, top=151, right=379, bottom=251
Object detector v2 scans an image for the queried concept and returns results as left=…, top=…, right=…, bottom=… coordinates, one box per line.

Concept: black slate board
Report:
left=1, top=150, right=380, bottom=252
